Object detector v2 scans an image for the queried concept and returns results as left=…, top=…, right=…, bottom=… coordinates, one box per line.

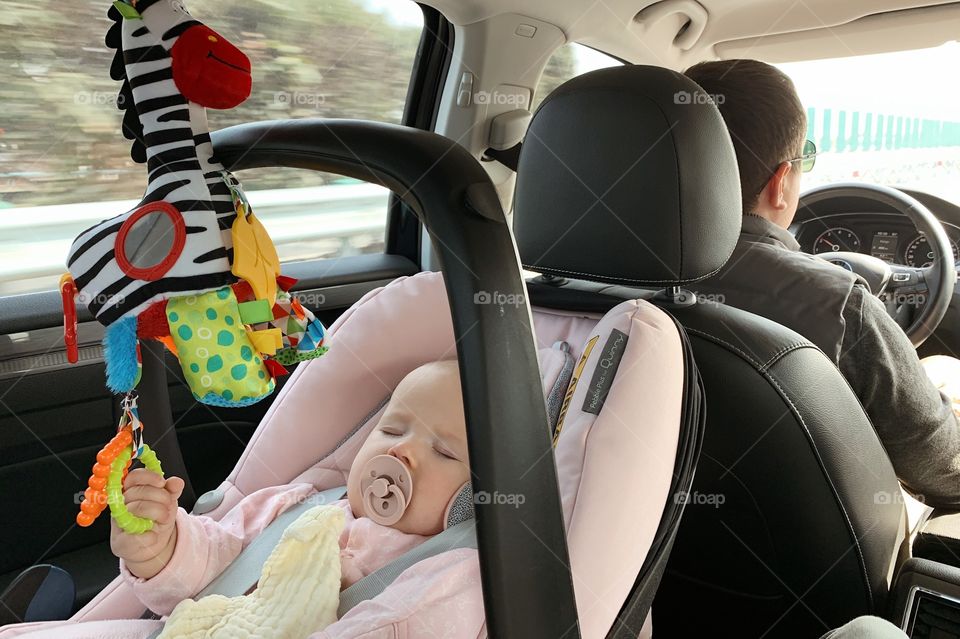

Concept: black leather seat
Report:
left=514, top=65, right=908, bottom=638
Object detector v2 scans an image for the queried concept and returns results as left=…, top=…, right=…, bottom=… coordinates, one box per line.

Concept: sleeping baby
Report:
left=3, top=359, right=486, bottom=639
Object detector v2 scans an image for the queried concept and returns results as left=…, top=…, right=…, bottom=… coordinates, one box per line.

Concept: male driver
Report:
left=685, top=59, right=960, bottom=507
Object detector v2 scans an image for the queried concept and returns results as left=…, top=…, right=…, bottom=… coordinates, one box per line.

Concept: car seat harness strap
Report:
left=337, top=518, right=477, bottom=617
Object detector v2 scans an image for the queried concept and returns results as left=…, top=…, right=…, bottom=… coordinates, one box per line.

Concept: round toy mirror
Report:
left=115, top=202, right=185, bottom=281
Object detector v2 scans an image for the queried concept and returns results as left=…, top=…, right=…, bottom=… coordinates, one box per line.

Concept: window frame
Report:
left=385, top=3, right=455, bottom=266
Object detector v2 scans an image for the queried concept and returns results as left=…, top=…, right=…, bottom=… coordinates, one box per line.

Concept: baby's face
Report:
left=347, top=360, right=470, bottom=536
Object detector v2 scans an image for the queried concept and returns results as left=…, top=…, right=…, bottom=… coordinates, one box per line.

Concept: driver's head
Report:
left=347, top=359, right=470, bottom=536
left=684, top=59, right=807, bottom=229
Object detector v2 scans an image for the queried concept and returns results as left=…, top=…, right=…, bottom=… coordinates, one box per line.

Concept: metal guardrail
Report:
left=0, top=183, right=389, bottom=295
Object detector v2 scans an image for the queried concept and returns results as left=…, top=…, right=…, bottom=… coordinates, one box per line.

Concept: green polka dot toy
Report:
left=166, top=287, right=275, bottom=407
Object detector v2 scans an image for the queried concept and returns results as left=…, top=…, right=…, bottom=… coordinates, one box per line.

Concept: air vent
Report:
left=907, top=589, right=960, bottom=638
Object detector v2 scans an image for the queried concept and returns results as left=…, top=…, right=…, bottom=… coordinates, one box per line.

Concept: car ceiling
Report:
left=423, top=0, right=960, bottom=67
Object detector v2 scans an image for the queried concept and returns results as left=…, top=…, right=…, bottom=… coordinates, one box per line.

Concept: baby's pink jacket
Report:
left=0, top=481, right=485, bottom=639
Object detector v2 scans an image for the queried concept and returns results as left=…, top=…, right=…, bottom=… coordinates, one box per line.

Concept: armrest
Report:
left=891, top=557, right=960, bottom=637
left=914, top=509, right=960, bottom=568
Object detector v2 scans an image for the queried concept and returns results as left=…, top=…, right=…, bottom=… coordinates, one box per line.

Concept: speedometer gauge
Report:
left=903, top=234, right=960, bottom=268
left=813, top=228, right=861, bottom=254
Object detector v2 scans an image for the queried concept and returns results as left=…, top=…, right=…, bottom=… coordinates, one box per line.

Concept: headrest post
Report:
left=651, top=286, right=698, bottom=309
left=530, top=273, right=568, bottom=287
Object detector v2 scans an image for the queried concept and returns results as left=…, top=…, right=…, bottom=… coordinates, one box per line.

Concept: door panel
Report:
left=0, top=254, right=417, bottom=612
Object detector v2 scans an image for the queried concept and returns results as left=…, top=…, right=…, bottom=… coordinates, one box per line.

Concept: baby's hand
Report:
left=109, top=469, right=185, bottom=580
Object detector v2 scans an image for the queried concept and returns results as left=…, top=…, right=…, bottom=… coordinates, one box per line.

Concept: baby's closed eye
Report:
left=433, top=442, right=460, bottom=460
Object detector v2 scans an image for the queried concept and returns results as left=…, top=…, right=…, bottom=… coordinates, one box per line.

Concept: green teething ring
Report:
left=106, top=445, right=164, bottom=534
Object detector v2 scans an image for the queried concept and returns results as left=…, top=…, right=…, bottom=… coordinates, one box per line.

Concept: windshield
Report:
left=777, top=42, right=960, bottom=203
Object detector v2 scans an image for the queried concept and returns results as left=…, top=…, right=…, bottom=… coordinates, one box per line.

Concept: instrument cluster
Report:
left=796, top=215, right=960, bottom=268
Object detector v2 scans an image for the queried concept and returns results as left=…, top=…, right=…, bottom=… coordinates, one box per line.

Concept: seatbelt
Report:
left=143, top=485, right=347, bottom=639
left=140, top=340, right=196, bottom=508
left=484, top=142, right=522, bottom=171
left=337, top=518, right=477, bottom=617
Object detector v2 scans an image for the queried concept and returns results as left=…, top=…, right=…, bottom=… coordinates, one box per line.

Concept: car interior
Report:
left=2, top=0, right=960, bottom=637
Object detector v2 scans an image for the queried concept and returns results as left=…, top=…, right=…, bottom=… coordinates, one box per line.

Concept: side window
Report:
left=0, top=0, right=424, bottom=296
left=532, top=43, right=623, bottom=113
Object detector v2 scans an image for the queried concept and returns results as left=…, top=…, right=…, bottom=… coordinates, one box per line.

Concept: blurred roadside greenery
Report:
left=0, top=0, right=419, bottom=206
left=0, top=0, right=577, bottom=208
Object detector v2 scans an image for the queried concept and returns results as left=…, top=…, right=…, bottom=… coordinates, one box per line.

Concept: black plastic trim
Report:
left=0, top=254, right=417, bottom=335
left=385, top=4, right=454, bottom=263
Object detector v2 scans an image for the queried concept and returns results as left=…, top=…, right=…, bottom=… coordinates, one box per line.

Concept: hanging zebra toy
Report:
left=64, top=0, right=328, bottom=532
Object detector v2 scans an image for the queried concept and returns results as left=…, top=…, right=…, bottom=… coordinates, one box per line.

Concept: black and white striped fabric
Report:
left=66, top=0, right=238, bottom=326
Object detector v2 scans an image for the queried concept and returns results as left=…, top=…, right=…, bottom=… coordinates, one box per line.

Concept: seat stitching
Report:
left=759, top=342, right=812, bottom=371
left=522, top=262, right=727, bottom=285
left=683, top=327, right=764, bottom=370
left=760, top=369, right=875, bottom=609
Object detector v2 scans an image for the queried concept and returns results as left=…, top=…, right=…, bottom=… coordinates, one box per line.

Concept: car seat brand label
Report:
left=582, top=329, right=628, bottom=416
left=552, top=335, right=599, bottom=448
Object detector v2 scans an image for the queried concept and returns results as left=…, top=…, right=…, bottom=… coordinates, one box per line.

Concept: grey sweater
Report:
left=695, top=214, right=960, bottom=507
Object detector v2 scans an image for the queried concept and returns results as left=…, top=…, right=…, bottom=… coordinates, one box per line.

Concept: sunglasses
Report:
left=786, top=139, right=817, bottom=173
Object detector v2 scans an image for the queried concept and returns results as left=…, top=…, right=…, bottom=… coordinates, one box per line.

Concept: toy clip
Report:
left=60, top=274, right=78, bottom=364
left=122, top=391, right=145, bottom=460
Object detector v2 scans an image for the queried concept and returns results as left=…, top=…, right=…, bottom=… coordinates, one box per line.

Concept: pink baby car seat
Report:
left=54, top=269, right=701, bottom=638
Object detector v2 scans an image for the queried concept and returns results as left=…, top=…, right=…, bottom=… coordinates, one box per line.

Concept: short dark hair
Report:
left=683, top=59, right=807, bottom=214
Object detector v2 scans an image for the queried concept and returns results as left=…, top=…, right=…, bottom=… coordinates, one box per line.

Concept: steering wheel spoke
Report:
left=886, top=264, right=929, bottom=296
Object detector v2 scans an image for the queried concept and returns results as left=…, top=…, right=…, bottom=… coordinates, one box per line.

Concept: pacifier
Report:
left=360, top=455, right=414, bottom=526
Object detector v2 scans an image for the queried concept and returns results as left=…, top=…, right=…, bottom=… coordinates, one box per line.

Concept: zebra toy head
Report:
left=66, top=0, right=252, bottom=328
left=61, top=1, right=326, bottom=405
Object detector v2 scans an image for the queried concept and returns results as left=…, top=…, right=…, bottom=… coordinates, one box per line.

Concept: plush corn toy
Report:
left=66, top=0, right=328, bottom=532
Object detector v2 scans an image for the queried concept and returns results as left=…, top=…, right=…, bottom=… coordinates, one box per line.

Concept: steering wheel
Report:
left=799, top=183, right=956, bottom=347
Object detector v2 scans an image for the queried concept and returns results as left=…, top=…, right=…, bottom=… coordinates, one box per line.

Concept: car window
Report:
left=777, top=42, right=960, bottom=205
left=532, top=43, right=623, bottom=113
left=0, top=0, right=424, bottom=296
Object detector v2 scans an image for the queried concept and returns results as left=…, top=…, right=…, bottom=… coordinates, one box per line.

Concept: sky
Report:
left=363, top=0, right=425, bottom=27
left=778, top=41, right=960, bottom=122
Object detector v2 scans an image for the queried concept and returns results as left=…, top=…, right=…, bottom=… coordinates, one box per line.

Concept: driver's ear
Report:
left=761, top=161, right=793, bottom=211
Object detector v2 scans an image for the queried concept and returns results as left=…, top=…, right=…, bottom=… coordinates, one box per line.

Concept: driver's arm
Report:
left=839, top=284, right=960, bottom=509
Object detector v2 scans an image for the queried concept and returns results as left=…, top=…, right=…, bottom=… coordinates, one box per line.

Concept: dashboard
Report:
left=792, top=190, right=960, bottom=269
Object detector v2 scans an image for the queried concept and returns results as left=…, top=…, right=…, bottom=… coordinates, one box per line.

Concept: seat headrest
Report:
left=514, top=64, right=742, bottom=287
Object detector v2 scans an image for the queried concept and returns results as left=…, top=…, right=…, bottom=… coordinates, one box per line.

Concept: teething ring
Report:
left=106, top=445, right=164, bottom=534
left=76, top=425, right=164, bottom=534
